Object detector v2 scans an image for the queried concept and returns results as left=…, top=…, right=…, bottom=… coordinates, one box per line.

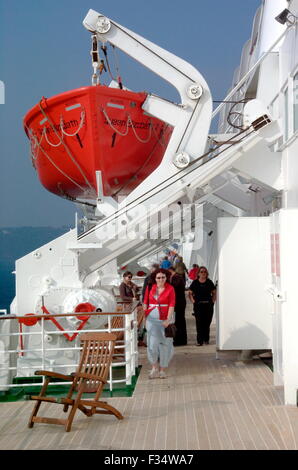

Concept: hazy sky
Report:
left=0, top=0, right=261, bottom=227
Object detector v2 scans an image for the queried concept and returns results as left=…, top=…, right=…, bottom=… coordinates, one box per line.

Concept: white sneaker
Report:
left=149, top=368, right=159, bottom=379
left=159, top=371, right=167, bottom=379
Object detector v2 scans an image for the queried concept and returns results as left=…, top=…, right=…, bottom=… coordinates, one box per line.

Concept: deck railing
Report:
left=0, top=300, right=141, bottom=395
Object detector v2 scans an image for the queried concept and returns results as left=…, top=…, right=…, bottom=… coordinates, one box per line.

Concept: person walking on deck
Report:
left=174, top=256, right=188, bottom=283
left=188, top=266, right=216, bottom=346
left=160, top=256, right=172, bottom=269
left=171, top=271, right=187, bottom=346
left=119, top=271, right=139, bottom=301
left=143, top=269, right=175, bottom=379
left=141, top=263, right=159, bottom=302
left=188, top=264, right=199, bottom=281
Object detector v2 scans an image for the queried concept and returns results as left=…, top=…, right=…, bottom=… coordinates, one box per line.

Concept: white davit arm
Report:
left=83, top=9, right=212, bottom=205
left=83, top=9, right=209, bottom=103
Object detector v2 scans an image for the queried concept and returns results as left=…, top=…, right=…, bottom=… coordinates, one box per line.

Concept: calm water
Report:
left=0, top=227, right=70, bottom=312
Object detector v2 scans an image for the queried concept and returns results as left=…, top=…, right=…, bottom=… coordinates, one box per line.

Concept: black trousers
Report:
left=193, top=302, right=214, bottom=344
left=174, top=301, right=187, bottom=345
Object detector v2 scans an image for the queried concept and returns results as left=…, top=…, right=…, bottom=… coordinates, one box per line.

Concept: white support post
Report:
left=124, top=313, right=132, bottom=385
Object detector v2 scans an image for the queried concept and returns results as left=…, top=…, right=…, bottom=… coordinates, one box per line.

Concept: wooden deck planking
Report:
left=208, top=358, right=247, bottom=450
left=1, top=302, right=298, bottom=450
left=153, top=386, right=169, bottom=450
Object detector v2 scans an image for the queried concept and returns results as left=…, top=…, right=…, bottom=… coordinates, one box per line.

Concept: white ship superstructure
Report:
left=1, top=0, right=298, bottom=407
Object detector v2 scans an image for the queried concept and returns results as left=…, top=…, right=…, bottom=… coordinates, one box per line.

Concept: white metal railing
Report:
left=0, top=301, right=141, bottom=395
left=212, top=24, right=294, bottom=122
left=213, top=22, right=296, bottom=136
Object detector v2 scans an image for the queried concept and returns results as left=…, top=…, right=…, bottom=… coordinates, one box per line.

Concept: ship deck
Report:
left=1, top=303, right=298, bottom=451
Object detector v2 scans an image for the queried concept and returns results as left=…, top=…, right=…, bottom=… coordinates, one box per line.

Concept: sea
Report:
left=0, top=226, right=71, bottom=312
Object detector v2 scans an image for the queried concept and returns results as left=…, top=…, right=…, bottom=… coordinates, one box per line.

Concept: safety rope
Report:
left=60, top=109, right=86, bottom=137
left=102, top=107, right=129, bottom=136
left=38, top=100, right=96, bottom=196
left=26, top=123, right=86, bottom=192
left=34, top=139, right=86, bottom=192
left=43, top=126, right=63, bottom=147
left=27, top=126, right=43, bottom=161
left=127, top=115, right=152, bottom=143
left=102, top=107, right=154, bottom=143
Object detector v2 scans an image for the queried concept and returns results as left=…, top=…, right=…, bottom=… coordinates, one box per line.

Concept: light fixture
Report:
left=275, top=8, right=296, bottom=25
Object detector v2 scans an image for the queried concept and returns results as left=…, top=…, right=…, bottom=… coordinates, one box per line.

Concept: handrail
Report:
left=0, top=305, right=140, bottom=393
left=0, top=301, right=140, bottom=321
left=212, top=23, right=294, bottom=120
left=0, top=311, right=136, bottom=321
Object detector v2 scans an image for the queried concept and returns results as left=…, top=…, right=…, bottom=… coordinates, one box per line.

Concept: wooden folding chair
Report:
left=28, top=332, right=123, bottom=432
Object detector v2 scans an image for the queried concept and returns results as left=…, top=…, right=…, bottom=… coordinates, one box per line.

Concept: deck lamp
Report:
left=275, top=8, right=297, bottom=25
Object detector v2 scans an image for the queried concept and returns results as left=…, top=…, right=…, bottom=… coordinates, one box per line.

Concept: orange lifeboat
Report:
left=24, top=85, right=172, bottom=201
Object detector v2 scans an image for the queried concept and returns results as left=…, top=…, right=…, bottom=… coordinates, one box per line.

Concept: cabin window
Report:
left=293, top=72, right=298, bottom=132
left=269, top=96, right=278, bottom=120
left=284, top=87, right=289, bottom=141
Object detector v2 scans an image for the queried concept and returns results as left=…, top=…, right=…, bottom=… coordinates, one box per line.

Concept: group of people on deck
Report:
left=119, top=255, right=216, bottom=379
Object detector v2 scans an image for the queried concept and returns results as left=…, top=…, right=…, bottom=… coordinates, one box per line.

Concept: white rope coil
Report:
left=127, top=115, right=152, bottom=143
left=103, top=107, right=154, bottom=143
left=60, top=110, right=86, bottom=137
left=43, top=127, right=63, bottom=147
left=102, top=108, right=129, bottom=136
left=38, top=101, right=96, bottom=194
left=26, top=126, right=47, bottom=168
left=30, top=132, right=86, bottom=192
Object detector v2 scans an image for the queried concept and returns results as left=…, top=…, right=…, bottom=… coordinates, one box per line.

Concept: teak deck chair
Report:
left=28, top=332, right=124, bottom=432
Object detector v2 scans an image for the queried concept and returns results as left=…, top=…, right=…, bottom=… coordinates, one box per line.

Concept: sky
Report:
left=0, top=0, right=261, bottom=227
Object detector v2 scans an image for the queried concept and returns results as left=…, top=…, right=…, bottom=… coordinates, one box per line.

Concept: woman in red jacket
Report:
left=143, top=269, right=176, bottom=379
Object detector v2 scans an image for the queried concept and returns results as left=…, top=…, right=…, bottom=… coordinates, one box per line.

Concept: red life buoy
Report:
left=18, top=313, right=39, bottom=326
left=74, top=302, right=95, bottom=321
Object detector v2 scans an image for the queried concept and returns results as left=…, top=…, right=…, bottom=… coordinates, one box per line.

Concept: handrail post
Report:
left=124, top=311, right=132, bottom=386
left=41, top=296, right=45, bottom=387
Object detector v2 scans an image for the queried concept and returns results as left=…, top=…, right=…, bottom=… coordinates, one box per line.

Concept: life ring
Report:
left=18, top=313, right=39, bottom=327
left=74, top=302, right=95, bottom=321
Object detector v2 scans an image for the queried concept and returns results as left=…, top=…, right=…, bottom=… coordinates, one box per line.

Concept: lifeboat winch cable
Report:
left=112, top=45, right=123, bottom=89
left=101, top=45, right=116, bottom=82
left=79, top=125, right=255, bottom=239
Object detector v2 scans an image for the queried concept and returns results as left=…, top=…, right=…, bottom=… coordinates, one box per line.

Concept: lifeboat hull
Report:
left=24, top=85, right=172, bottom=200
